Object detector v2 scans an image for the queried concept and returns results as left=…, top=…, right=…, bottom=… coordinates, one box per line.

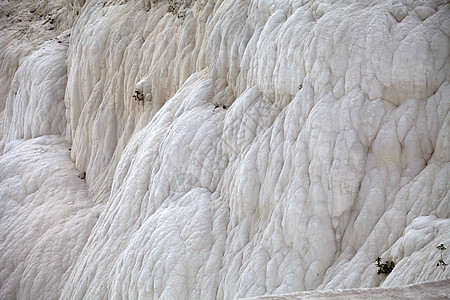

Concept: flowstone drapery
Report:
left=0, top=0, right=449, bottom=299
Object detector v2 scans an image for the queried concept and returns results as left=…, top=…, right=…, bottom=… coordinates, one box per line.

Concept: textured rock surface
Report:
left=0, top=0, right=449, bottom=299
left=243, top=279, right=450, bottom=299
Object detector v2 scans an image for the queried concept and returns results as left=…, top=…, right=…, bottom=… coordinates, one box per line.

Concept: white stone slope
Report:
left=0, top=0, right=449, bottom=299
left=243, top=279, right=450, bottom=299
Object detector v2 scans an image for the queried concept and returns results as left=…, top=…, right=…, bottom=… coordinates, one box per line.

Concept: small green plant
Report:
left=376, top=257, right=395, bottom=275
left=167, top=1, right=179, bottom=13
left=436, top=244, right=448, bottom=271
left=132, top=90, right=144, bottom=101
left=167, top=0, right=196, bottom=19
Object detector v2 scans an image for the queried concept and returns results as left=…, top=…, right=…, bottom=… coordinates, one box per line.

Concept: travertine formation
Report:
left=0, top=0, right=449, bottom=299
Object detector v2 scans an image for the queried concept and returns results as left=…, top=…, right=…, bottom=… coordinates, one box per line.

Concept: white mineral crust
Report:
left=0, top=0, right=449, bottom=299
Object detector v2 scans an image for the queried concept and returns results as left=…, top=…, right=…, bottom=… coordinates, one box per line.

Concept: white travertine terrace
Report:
left=0, top=0, right=449, bottom=299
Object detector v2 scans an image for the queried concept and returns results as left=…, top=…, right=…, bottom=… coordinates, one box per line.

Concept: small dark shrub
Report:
left=436, top=244, right=448, bottom=271
left=376, top=257, right=395, bottom=275
left=132, top=90, right=144, bottom=101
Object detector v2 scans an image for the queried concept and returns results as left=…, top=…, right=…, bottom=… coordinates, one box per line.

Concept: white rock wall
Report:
left=3, top=35, right=69, bottom=143
left=0, top=0, right=449, bottom=299
left=0, top=136, right=97, bottom=299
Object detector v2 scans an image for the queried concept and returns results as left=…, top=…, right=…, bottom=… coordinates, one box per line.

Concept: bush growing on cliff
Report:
left=376, top=257, right=395, bottom=275
left=436, top=244, right=448, bottom=271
